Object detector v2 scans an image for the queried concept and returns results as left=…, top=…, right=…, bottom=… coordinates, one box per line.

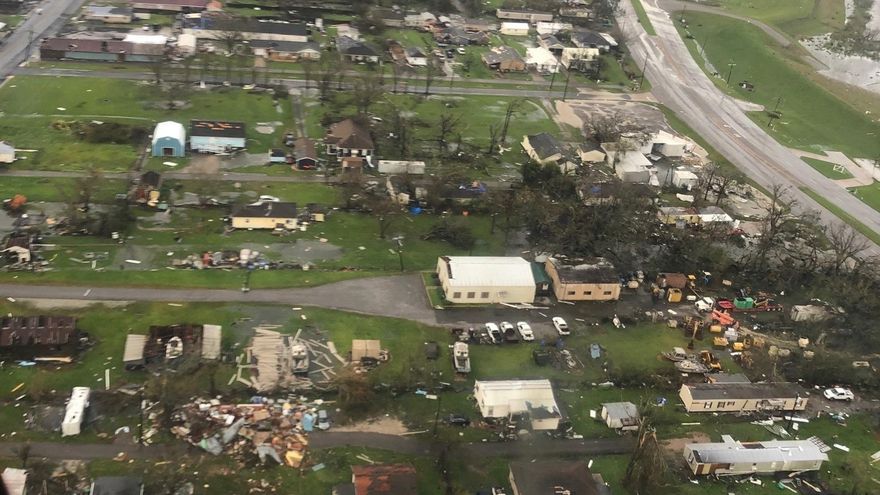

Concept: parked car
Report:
left=446, top=414, right=471, bottom=427
left=552, top=317, right=570, bottom=336
left=516, top=321, right=534, bottom=341
left=500, top=321, right=519, bottom=343
left=457, top=47, right=466, bottom=55
left=316, top=410, right=330, bottom=430
left=258, top=195, right=280, bottom=203
left=824, top=387, right=854, bottom=401
left=485, top=323, right=502, bottom=344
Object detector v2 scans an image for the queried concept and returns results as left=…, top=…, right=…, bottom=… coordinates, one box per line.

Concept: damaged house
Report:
left=123, top=323, right=221, bottom=370
left=545, top=256, right=621, bottom=302
left=684, top=435, right=828, bottom=476
left=679, top=382, right=808, bottom=413
left=231, top=202, right=298, bottom=230
left=473, top=379, right=561, bottom=430
left=0, top=315, right=79, bottom=361
left=481, top=46, right=526, bottom=72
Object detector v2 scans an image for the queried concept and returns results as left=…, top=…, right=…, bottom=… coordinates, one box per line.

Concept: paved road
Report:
left=620, top=0, right=880, bottom=256
left=0, top=434, right=632, bottom=460
left=0, top=0, right=88, bottom=77
left=0, top=275, right=439, bottom=325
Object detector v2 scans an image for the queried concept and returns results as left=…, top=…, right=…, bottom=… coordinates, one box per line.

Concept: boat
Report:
left=291, top=342, right=310, bottom=375
left=662, top=347, right=690, bottom=362
left=675, top=359, right=710, bottom=374
left=453, top=342, right=471, bottom=373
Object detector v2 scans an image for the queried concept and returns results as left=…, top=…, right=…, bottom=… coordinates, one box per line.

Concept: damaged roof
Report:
left=548, top=256, right=618, bottom=284
left=509, top=460, right=598, bottom=495
left=685, top=382, right=805, bottom=401
left=325, top=119, right=374, bottom=150
left=233, top=202, right=298, bottom=219
left=190, top=120, right=246, bottom=138
left=351, top=464, right=417, bottom=495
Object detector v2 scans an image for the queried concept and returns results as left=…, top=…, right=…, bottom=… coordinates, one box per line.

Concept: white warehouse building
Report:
left=436, top=256, right=536, bottom=304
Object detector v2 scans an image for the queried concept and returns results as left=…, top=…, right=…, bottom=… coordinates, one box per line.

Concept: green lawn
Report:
left=0, top=177, right=128, bottom=203
left=710, top=0, right=845, bottom=37
left=0, top=76, right=292, bottom=171
left=802, top=157, right=854, bottom=179
left=848, top=181, right=880, bottom=212
left=632, top=0, right=657, bottom=36
left=800, top=186, right=880, bottom=245
left=679, top=12, right=880, bottom=159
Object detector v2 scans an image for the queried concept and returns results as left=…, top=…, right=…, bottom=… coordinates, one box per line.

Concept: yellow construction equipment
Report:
left=668, top=288, right=682, bottom=303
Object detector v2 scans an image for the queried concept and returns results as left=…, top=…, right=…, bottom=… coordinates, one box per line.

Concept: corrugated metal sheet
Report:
left=442, top=256, right=534, bottom=288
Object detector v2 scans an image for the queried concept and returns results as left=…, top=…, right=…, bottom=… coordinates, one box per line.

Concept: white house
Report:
left=601, top=402, right=640, bottom=430
left=651, top=129, right=689, bottom=157
left=405, top=47, right=428, bottom=66
left=377, top=160, right=426, bottom=175
left=500, top=21, right=530, bottom=36
left=560, top=46, right=598, bottom=70
left=61, top=387, right=90, bottom=437
left=474, top=379, right=561, bottom=430
left=536, top=21, right=573, bottom=35
left=602, top=144, right=653, bottom=183
left=672, top=169, right=699, bottom=189
left=0, top=141, right=15, bottom=163
left=684, top=436, right=828, bottom=476
left=436, top=256, right=536, bottom=304
left=525, top=47, right=559, bottom=73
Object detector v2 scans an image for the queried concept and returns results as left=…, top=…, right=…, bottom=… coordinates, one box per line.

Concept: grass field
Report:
left=802, top=156, right=854, bottom=179
left=632, top=0, right=657, bottom=35
left=800, top=186, right=880, bottom=245
left=0, top=76, right=291, bottom=170
left=679, top=12, right=880, bottom=159
left=708, top=0, right=845, bottom=37
left=848, top=181, right=880, bottom=212
left=0, top=177, right=128, bottom=203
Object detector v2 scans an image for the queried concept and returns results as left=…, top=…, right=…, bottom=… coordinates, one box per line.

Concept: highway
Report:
left=0, top=0, right=87, bottom=77
left=619, top=0, right=880, bottom=255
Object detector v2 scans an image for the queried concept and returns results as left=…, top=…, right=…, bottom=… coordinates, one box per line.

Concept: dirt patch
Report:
left=239, top=239, right=343, bottom=263
left=15, top=299, right=133, bottom=310
left=181, top=155, right=221, bottom=174
left=332, top=416, right=409, bottom=435
left=662, top=431, right=710, bottom=454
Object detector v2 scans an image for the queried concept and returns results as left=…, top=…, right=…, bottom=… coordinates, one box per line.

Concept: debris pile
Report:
left=170, top=396, right=329, bottom=468
left=170, top=248, right=312, bottom=270
left=235, top=326, right=345, bottom=392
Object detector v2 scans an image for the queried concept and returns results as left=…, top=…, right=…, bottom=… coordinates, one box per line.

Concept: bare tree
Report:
left=825, top=223, right=868, bottom=275
left=351, top=73, right=385, bottom=114
left=499, top=98, right=522, bottom=145
left=149, top=60, right=166, bottom=85
left=624, top=420, right=668, bottom=494
left=424, top=59, right=437, bottom=96
left=215, top=29, right=244, bottom=55
left=752, top=184, right=796, bottom=271
left=437, top=110, right=462, bottom=155
left=368, top=195, right=402, bottom=239
left=486, top=123, right=500, bottom=155
left=391, top=63, right=402, bottom=93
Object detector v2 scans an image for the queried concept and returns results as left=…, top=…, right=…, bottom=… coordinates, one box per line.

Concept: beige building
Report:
left=679, top=383, right=808, bottom=413
left=231, top=202, right=298, bottom=230
left=545, top=257, right=620, bottom=302
left=474, top=379, right=561, bottom=430
left=436, top=256, right=535, bottom=304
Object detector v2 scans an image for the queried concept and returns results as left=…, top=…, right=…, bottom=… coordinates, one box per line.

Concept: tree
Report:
left=391, top=63, right=402, bottom=93
left=824, top=223, right=868, bottom=276
left=149, top=60, right=166, bottom=85
left=752, top=184, right=796, bottom=271
left=215, top=29, right=244, bottom=55
left=334, top=368, right=375, bottom=417
left=368, top=195, right=402, bottom=239
left=351, top=73, right=385, bottom=114
left=486, top=123, right=500, bottom=155
left=316, top=62, right=334, bottom=102
left=424, top=59, right=437, bottom=96
left=498, top=99, right=522, bottom=146
left=436, top=110, right=462, bottom=155
left=624, top=420, right=668, bottom=494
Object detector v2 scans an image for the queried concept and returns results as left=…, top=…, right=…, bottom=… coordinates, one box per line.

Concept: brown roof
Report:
left=40, top=37, right=165, bottom=56
left=509, top=460, right=598, bottom=495
left=293, top=137, right=316, bottom=160
left=325, top=119, right=374, bottom=150
left=352, top=464, right=417, bottom=495
left=657, top=272, right=688, bottom=289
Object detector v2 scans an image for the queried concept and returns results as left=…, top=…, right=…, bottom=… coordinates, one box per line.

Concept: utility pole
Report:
left=549, top=67, right=557, bottom=91
left=638, top=56, right=648, bottom=89
left=725, top=62, right=736, bottom=85
left=394, top=237, right=405, bottom=272
left=561, top=68, right=572, bottom=101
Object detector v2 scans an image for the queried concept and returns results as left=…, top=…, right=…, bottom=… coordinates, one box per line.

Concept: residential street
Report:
left=619, top=0, right=880, bottom=256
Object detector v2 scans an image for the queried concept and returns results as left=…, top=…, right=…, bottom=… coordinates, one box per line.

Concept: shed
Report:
left=600, top=402, right=639, bottom=430
left=0, top=141, right=15, bottom=163
left=672, top=169, right=699, bottom=189
left=790, top=304, right=831, bottom=322
left=151, top=121, right=186, bottom=157
left=293, top=137, right=317, bottom=170
left=684, top=436, right=828, bottom=476
left=351, top=464, right=417, bottom=495
left=351, top=339, right=381, bottom=362
left=473, top=379, right=561, bottom=430
left=190, top=120, right=246, bottom=153
left=122, top=334, right=148, bottom=369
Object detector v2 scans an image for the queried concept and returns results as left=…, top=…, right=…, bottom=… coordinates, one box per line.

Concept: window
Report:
left=703, top=402, right=713, bottom=409
left=467, top=292, right=476, bottom=299
left=481, top=292, right=490, bottom=299
left=584, top=291, right=592, bottom=296
left=567, top=291, right=576, bottom=296
left=603, top=291, right=612, bottom=296
left=452, top=292, right=461, bottom=299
